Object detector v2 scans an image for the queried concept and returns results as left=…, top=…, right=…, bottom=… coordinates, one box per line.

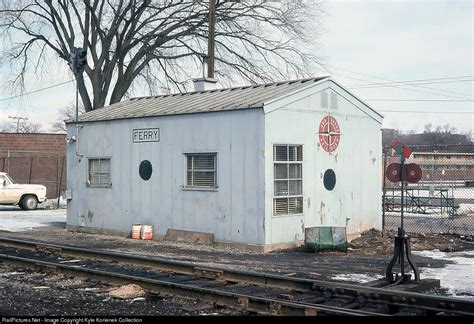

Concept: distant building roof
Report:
left=69, top=77, right=330, bottom=123
left=411, top=144, right=474, bottom=154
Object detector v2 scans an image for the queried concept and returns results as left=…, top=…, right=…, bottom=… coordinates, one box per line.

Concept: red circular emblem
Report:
left=318, top=116, right=341, bottom=153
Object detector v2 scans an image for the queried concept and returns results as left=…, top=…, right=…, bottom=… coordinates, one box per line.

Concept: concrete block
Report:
left=165, top=228, right=214, bottom=245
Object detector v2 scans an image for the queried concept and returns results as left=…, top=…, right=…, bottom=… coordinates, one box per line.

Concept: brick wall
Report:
left=0, top=133, right=67, bottom=199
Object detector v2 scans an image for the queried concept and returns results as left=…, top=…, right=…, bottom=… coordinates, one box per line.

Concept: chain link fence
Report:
left=0, top=149, right=66, bottom=202
left=382, top=144, right=474, bottom=236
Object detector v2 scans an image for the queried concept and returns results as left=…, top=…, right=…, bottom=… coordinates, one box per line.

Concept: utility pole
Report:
left=68, top=46, right=87, bottom=160
left=8, top=116, right=28, bottom=133
left=208, top=0, right=216, bottom=79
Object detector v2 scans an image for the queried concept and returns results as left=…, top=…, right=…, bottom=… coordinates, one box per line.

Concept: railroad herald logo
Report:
left=318, top=115, right=341, bottom=153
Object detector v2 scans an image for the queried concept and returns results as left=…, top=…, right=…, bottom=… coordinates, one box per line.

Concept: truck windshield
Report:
left=5, top=174, right=15, bottom=184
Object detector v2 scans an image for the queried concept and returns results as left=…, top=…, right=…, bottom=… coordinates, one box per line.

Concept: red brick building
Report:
left=0, top=133, right=66, bottom=198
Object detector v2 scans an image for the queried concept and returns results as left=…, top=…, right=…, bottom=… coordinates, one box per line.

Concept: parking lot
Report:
left=0, top=205, right=66, bottom=232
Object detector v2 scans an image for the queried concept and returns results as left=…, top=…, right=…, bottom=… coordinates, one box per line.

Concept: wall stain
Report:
left=87, top=210, right=94, bottom=223
left=372, top=157, right=376, bottom=164
left=307, top=197, right=311, bottom=209
left=320, top=201, right=325, bottom=225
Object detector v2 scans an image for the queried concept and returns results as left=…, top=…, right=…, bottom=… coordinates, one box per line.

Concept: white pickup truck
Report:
left=0, top=172, right=47, bottom=210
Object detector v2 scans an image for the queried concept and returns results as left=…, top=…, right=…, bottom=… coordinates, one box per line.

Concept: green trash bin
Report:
left=305, top=226, right=347, bottom=252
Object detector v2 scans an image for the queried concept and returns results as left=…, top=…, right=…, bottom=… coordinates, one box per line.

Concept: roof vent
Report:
left=321, top=91, right=328, bottom=108
left=330, top=92, right=338, bottom=110
left=193, top=55, right=217, bottom=91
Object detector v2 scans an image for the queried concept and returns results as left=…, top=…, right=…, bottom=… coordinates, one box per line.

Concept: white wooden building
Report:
left=66, top=77, right=383, bottom=251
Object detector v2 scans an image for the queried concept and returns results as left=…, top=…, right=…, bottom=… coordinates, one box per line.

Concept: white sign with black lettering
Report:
left=132, top=128, right=160, bottom=143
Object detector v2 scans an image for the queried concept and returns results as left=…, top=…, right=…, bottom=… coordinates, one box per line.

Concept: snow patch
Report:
left=0, top=208, right=66, bottom=232
left=0, top=271, right=25, bottom=277
left=413, top=250, right=474, bottom=298
left=38, top=196, right=67, bottom=209
left=331, top=273, right=383, bottom=283
left=457, top=203, right=474, bottom=215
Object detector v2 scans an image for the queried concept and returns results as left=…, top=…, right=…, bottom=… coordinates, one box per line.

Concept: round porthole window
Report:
left=139, top=160, right=152, bottom=181
left=323, top=169, right=336, bottom=191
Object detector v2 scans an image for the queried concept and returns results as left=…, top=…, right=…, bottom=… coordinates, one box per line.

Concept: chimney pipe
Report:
left=193, top=55, right=217, bottom=92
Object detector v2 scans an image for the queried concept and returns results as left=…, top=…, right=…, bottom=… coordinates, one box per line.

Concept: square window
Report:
left=185, top=154, right=217, bottom=188
left=88, top=158, right=111, bottom=187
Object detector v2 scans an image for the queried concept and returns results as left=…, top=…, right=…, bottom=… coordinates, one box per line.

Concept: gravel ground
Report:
left=0, top=263, right=234, bottom=316
left=0, top=209, right=472, bottom=315
left=0, top=222, right=459, bottom=282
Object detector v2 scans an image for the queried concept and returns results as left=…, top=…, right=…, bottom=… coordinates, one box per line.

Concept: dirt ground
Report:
left=0, top=223, right=468, bottom=281
left=348, top=228, right=473, bottom=255
left=0, top=224, right=472, bottom=315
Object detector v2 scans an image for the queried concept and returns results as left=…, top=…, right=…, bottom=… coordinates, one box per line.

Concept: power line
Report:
left=324, top=64, right=474, bottom=96
left=363, top=99, right=474, bottom=102
left=0, top=80, right=75, bottom=103
left=319, top=64, right=473, bottom=99
left=378, top=110, right=473, bottom=114
left=351, top=78, right=474, bottom=89
left=350, top=74, right=474, bottom=85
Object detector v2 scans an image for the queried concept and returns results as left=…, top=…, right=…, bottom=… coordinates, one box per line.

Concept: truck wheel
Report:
left=21, top=195, right=38, bottom=210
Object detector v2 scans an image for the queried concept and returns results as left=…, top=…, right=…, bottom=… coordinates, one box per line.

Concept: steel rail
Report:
left=0, top=236, right=472, bottom=315
left=0, top=252, right=381, bottom=316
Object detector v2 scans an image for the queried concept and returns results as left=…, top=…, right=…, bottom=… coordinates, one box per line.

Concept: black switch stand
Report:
left=385, top=154, right=420, bottom=284
left=385, top=227, right=420, bottom=283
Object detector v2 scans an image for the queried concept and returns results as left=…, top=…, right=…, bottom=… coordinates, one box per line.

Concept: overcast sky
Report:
left=0, top=0, right=473, bottom=135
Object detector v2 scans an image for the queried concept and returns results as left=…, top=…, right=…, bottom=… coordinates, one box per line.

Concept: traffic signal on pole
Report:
left=69, top=48, right=77, bottom=73
left=76, top=48, right=87, bottom=71
left=68, top=47, right=87, bottom=73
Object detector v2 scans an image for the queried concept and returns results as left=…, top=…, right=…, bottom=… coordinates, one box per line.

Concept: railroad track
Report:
left=0, top=237, right=472, bottom=316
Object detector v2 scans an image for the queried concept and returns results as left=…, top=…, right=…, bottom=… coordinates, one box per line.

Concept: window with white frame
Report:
left=185, top=153, right=217, bottom=188
left=273, top=145, right=303, bottom=215
left=87, top=158, right=111, bottom=187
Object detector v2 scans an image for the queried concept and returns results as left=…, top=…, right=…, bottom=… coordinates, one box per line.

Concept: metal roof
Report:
left=70, top=77, right=329, bottom=123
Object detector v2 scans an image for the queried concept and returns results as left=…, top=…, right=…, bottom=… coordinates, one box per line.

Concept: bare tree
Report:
left=0, top=0, right=323, bottom=112
left=0, top=119, right=43, bottom=133
left=424, top=123, right=432, bottom=133
left=443, top=123, right=451, bottom=133
left=21, top=121, right=43, bottom=133
left=0, top=121, right=15, bottom=133
left=50, top=102, right=85, bottom=133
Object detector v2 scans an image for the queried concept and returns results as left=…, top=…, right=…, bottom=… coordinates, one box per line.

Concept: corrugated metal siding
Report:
left=72, top=78, right=328, bottom=123
left=67, top=109, right=266, bottom=244
left=264, top=86, right=382, bottom=244
left=67, top=78, right=383, bottom=247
